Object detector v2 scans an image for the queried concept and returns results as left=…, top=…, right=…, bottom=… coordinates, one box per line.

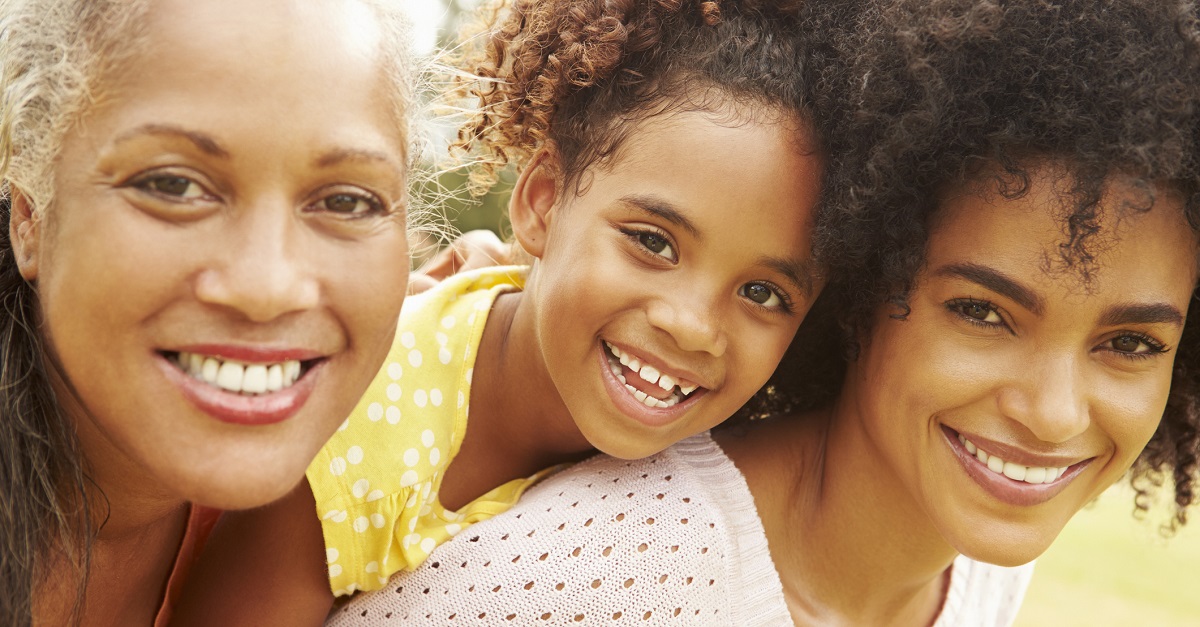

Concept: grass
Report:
left=1013, top=484, right=1200, bottom=626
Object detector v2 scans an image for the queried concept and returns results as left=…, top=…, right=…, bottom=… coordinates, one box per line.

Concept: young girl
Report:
left=172, top=0, right=829, bottom=622
left=0, top=0, right=416, bottom=624
left=331, top=0, right=1200, bottom=625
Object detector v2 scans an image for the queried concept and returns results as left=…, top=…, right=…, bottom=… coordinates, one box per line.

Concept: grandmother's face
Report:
left=846, top=169, right=1198, bottom=566
left=11, top=0, right=410, bottom=508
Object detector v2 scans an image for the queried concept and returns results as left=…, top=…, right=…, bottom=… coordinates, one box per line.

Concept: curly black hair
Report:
left=759, top=0, right=1200, bottom=529
left=451, top=0, right=829, bottom=195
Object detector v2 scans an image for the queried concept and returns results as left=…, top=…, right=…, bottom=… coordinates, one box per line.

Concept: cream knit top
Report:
left=328, top=433, right=1033, bottom=626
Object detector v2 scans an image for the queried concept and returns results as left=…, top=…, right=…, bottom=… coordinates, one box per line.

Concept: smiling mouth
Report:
left=163, top=351, right=318, bottom=395
left=602, top=341, right=703, bottom=409
left=955, top=432, right=1070, bottom=485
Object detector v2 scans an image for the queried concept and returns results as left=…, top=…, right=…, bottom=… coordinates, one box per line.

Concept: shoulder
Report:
left=328, top=435, right=790, bottom=626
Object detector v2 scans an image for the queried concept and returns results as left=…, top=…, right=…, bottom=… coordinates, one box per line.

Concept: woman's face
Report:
left=12, top=0, right=410, bottom=509
left=847, top=169, right=1198, bottom=566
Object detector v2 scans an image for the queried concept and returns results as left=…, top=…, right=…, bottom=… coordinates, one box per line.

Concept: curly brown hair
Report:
left=452, top=0, right=829, bottom=195
left=765, top=0, right=1200, bottom=529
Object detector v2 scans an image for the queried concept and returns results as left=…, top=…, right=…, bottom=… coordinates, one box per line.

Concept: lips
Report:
left=158, top=347, right=325, bottom=426
left=173, top=351, right=305, bottom=394
left=941, top=425, right=1092, bottom=507
left=955, top=432, right=1069, bottom=485
left=602, top=341, right=702, bottom=408
left=596, top=340, right=706, bottom=428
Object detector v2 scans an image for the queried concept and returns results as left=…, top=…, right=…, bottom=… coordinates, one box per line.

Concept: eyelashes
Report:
left=617, top=225, right=796, bottom=314
left=125, top=170, right=393, bottom=219
left=943, top=297, right=1171, bottom=360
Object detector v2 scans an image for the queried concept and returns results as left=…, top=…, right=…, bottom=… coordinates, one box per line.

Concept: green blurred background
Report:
left=413, top=3, right=1199, bottom=624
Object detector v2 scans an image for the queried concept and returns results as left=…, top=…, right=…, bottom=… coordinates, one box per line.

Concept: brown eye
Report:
left=738, top=282, right=784, bottom=309
left=137, top=175, right=205, bottom=199
left=638, top=232, right=670, bottom=255
left=1111, top=335, right=1145, bottom=353
left=961, top=302, right=991, bottom=321
left=324, top=194, right=366, bottom=214
left=947, top=299, right=1003, bottom=325
left=745, top=284, right=771, bottom=304
left=621, top=227, right=677, bottom=262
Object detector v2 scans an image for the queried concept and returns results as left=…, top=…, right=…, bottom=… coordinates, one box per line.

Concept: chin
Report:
left=174, top=458, right=309, bottom=511
left=953, top=531, right=1054, bottom=568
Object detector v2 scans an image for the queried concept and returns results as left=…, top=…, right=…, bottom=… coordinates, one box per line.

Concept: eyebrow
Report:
left=314, top=148, right=405, bottom=172
left=762, top=256, right=816, bottom=298
left=1098, top=302, right=1184, bottom=327
left=618, top=194, right=815, bottom=296
left=618, top=194, right=700, bottom=239
left=114, top=124, right=229, bottom=159
left=934, top=263, right=1045, bottom=315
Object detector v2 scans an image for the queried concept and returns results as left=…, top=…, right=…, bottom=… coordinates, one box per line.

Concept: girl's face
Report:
left=848, top=169, right=1198, bottom=566
left=522, top=109, right=825, bottom=459
left=13, top=0, right=410, bottom=509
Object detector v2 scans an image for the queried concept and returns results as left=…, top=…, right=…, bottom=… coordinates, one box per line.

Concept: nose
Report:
left=193, top=200, right=320, bottom=322
left=645, top=286, right=728, bottom=357
left=996, top=350, right=1091, bottom=443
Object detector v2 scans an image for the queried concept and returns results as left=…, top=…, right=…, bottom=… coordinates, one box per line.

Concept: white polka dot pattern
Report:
left=306, top=267, right=545, bottom=596
left=330, top=434, right=1035, bottom=626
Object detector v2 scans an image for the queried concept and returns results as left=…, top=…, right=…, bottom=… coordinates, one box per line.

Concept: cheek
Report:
left=1096, top=369, right=1173, bottom=463
left=38, top=205, right=185, bottom=346
left=322, top=229, right=411, bottom=353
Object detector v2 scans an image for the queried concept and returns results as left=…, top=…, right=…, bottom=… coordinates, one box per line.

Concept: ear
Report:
left=7, top=186, right=41, bottom=281
left=509, top=149, right=561, bottom=259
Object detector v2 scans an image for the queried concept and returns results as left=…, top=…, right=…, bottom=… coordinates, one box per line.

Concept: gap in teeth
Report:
left=956, top=433, right=1067, bottom=485
left=175, top=351, right=303, bottom=395
left=603, top=341, right=699, bottom=399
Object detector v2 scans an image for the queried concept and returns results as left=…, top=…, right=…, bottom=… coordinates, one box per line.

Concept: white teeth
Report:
left=1002, top=462, right=1026, bottom=482
left=216, top=361, right=245, bottom=392
left=188, top=352, right=204, bottom=377
left=959, top=435, right=1070, bottom=486
left=242, top=365, right=268, bottom=394
left=603, top=341, right=700, bottom=404
left=658, top=374, right=676, bottom=392
left=632, top=389, right=648, bottom=403
left=201, top=358, right=219, bottom=383
left=638, top=364, right=660, bottom=384
left=176, top=351, right=303, bottom=395
left=284, top=360, right=301, bottom=383
left=267, top=364, right=284, bottom=392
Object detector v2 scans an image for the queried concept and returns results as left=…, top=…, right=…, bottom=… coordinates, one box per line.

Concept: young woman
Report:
left=0, top=0, right=417, bottom=623
left=330, top=1, right=1200, bottom=625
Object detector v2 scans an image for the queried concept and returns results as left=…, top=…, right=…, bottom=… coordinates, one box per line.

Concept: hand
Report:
left=409, top=229, right=513, bottom=294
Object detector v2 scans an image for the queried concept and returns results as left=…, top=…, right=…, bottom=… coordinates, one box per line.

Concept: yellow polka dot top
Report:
left=307, top=266, right=550, bottom=596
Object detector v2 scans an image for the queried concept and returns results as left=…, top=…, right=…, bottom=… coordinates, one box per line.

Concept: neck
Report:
left=441, top=276, right=595, bottom=509
left=61, top=390, right=189, bottom=543
left=726, top=393, right=959, bottom=626
left=36, top=364, right=191, bottom=625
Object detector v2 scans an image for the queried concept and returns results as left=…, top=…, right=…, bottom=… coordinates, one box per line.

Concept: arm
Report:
left=169, top=480, right=332, bottom=627
left=409, top=229, right=513, bottom=294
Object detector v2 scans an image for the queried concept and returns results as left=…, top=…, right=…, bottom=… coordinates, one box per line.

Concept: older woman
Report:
left=332, top=0, right=1200, bottom=625
left=0, top=0, right=416, bottom=623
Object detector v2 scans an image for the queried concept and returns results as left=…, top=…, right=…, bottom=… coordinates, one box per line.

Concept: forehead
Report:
left=585, top=107, right=823, bottom=245
left=89, top=0, right=400, bottom=145
left=930, top=174, right=1199, bottom=303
